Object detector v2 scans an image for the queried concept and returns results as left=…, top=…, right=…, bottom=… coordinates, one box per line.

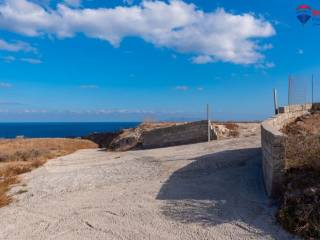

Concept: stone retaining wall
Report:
left=261, top=104, right=313, bottom=198
left=142, top=120, right=216, bottom=149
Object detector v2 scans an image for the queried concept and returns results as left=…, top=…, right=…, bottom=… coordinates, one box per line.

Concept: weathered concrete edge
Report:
left=261, top=104, right=314, bottom=198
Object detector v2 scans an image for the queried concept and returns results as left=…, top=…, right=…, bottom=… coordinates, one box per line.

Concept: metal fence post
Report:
left=312, top=74, right=314, bottom=104
left=288, top=75, right=292, bottom=107
left=207, top=104, right=211, bottom=142
left=273, top=88, right=279, bottom=115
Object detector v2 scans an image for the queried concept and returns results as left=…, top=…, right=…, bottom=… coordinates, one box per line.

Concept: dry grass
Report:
left=0, top=176, right=18, bottom=207
left=283, top=113, right=320, bottom=170
left=223, top=123, right=240, bottom=138
left=278, top=112, right=320, bottom=239
left=285, top=134, right=320, bottom=170
left=277, top=169, right=320, bottom=239
left=0, top=138, right=97, bottom=208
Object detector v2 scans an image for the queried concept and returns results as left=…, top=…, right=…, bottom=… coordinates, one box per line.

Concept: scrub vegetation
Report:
left=278, top=112, right=320, bottom=239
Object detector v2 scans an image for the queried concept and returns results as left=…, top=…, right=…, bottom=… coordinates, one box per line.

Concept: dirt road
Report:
left=0, top=129, right=295, bottom=239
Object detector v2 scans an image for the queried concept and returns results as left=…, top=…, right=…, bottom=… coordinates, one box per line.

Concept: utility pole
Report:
left=207, top=104, right=211, bottom=142
left=273, top=88, right=279, bottom=115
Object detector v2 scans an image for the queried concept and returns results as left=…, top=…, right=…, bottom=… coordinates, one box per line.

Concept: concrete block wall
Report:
left=261, top=104, right=313, bottom=198
left=142, top=120, right=216, bottom=149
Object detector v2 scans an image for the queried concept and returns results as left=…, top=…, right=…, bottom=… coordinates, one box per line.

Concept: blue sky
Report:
left=0, top=0, right=318, bottom=122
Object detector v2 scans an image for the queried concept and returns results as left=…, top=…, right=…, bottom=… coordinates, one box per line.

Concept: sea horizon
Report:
left=0, top=122, right=141, bottom=139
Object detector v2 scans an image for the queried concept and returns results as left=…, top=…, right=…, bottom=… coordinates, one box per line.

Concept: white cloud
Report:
left=192, top=55, right=215, bottom=64
left=0, top=39, right=36, bottom=52
left=0, top=0, right=275, bottom=65
left=256, top=61, right=275, bottom=69
left=0, top=101, right=24, bottom=105
left=175, top=86, right=188, bottom=91
left=2, top=56, right=42, bottom=64
left=20, top=58, right=42, bottom=64
left=260, top=43, right=273, bottom=51
left=64, top=0, right=81, bottom=7
left=123, top=0, right=134, bottom=5
left=0, top=82, right=13, bottom=88
left=2, top=55, right=16, bottom=63
left=80, top=84, right=99, bottom=89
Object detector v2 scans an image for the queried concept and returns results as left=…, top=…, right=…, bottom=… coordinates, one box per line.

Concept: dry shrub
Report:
left=285, top=134, right=320, bottom=170
left=223, top=122, right=238, bottom=131
left=0, top=138, right=97, bottom=208
left=0, top=176, right=18, bottom=207
left=277, top=169, right=320, bottom=239
left=223, top=123, right=240, bottom=138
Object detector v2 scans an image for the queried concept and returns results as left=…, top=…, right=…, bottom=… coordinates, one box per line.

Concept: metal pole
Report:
left=288, top=75, right=291, bottom=107
left=207, top=104, right=211, bottom=142
left=273, top=88, right=279, bottom=115
left=312, top=74, right=314, bottom=104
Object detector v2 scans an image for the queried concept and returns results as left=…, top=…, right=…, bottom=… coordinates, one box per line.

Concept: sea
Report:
left=0, top=122, right=140, bottom=139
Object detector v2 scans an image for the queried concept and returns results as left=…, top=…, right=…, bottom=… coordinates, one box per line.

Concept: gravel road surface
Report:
left=0, top=128, right=295, bottom=239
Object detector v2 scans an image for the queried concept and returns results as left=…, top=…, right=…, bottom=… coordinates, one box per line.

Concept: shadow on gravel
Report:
left=157, top=147, right=287, bottom=238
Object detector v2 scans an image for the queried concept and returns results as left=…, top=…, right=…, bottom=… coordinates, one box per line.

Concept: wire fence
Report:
left=287, top=74, right=320, bottom=106
left=312, top=74, right=320, bottom=104
left=288, top=75, right=308, bottom=105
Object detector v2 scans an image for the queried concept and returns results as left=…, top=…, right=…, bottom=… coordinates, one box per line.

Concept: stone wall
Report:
left=261, top=104, right=313, bottom=198
left=142, top=120, right=216, bottom=149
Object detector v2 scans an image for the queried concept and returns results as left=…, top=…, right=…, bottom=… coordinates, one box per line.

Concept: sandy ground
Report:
left=0, top=125, right=296, bottom=240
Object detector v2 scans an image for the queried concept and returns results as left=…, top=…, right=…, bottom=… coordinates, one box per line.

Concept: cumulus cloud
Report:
left=175, top=86, right=188, bottom=91
left=0, top=0, right=275, bottom=64
left=0, top=39, right=36, bottom=52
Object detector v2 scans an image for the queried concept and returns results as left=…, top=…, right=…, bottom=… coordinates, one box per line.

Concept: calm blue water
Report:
left=0, top=122, right=140, bottom=139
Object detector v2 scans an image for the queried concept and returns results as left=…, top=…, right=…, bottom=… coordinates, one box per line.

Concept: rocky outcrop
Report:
left=109, top=128, right=143, bottom=151
left=87, top=121, right=241, bottom=152
left=109, top=121, right=221, bottom=151
left=82, top=132, right=120, bottom=148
